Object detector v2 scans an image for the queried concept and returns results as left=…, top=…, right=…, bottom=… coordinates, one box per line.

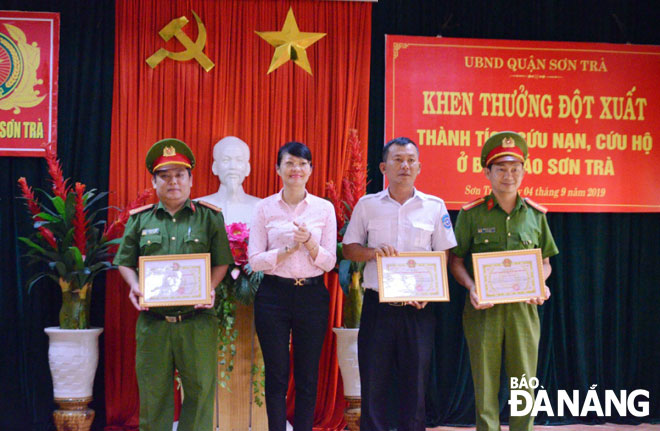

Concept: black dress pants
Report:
left=358, top=289, right=436, bottom=431
left=254, top=275, right=330, bottom=431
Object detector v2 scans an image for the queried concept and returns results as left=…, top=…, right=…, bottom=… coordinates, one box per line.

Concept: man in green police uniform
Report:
left=449, top=131, right=559, bottom=431
left=114, top=138, right=233, bottom=431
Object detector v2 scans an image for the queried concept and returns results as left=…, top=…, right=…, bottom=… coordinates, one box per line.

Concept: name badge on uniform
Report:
left=141, top=228, right=160, bottom=236
left=477, top=227, right=496, bottom=234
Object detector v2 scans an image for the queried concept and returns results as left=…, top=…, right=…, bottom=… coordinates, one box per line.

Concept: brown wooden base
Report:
left=53, top=397, right=95, bottom=431
left=345, top=396, right=361, bottom=431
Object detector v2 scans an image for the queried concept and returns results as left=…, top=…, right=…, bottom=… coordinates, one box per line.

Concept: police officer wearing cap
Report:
left=114, top=138, right=233, bottom=431
left=449, top=132, right=559, bottom=431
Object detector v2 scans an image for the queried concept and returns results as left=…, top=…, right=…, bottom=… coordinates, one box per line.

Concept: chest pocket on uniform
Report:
left=473, top=233, right=503, bottom=253
left=411, top=221, right=434, bottom=249
left=367, top=218, right=391, bottom=247
left=139, top=233, right=163, bottom=254
left=185, top=230, right=208, bottom=253
left=517, top=232, right=537, bottom=249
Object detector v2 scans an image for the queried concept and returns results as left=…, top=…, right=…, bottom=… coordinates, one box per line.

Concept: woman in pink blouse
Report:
left=248, top=141, right=337, bottom=431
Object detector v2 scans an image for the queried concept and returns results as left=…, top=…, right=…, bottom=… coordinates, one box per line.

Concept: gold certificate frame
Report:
left=377, top=251, right=450, bottom=302
left=138, top=253, right=212, bottom=307
left=472, top=249, right=545, bottom=305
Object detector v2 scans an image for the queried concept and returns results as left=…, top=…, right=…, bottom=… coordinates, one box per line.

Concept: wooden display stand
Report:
left=214, top=304, right=268, bottom=431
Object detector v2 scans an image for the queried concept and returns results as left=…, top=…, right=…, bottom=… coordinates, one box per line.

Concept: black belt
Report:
left=264, top=274, right=324, bottom=287
left=146, top=310, right=199, bottom=323
left=365, top=288, right=407, bottom=307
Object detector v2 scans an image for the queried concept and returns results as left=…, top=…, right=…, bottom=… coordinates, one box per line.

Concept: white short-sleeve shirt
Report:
left=342, top=188, right=457, bottom=291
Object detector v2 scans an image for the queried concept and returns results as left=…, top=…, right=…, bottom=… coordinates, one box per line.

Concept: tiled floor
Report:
left=429, top=425, right=659, bottom=431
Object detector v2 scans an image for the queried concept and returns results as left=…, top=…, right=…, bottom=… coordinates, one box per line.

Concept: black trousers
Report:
left=254, top=275, right=330, bottom=431
left=358, top=289, right=436, bottom=431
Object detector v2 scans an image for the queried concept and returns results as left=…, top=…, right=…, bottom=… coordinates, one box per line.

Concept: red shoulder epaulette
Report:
left=461, top=197, right=485, bottom=211
left=197, top=200, right=222, bottom=213
left=524, top=197, right=548, bottom=214
left=129, top=203, right=154, bottom=216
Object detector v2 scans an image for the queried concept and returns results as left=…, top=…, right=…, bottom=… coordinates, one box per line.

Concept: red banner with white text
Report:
left=0, top=11, right=59, bottom=157
left=385, top=35, right=660, bottom=212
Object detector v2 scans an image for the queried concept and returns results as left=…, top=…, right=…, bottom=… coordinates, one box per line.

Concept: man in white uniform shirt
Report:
left=342, top=137, right=457, bottom=431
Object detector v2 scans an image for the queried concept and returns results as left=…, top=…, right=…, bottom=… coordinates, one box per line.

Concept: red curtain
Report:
left=105, top=1, right=371, bottom=429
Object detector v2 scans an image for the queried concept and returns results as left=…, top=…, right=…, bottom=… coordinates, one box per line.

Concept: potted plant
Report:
left=17, top=144, right=150, bottom=431
left=326, top=130, right=368, bottom=328
left=326, top=130, right=367, bottom=428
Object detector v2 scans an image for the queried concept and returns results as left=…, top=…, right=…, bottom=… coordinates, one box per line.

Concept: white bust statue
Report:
left=198, top=136, right=261, bottom=225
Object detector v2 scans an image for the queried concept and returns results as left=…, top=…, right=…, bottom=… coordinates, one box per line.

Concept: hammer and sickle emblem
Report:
left=146, top=10, right=214, bottom=72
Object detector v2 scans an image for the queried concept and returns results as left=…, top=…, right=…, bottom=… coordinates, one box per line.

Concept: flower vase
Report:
left=58, top=278, right=92, bottom=330
left=45, top=327, right=103, bottom=431
left=343, top=271, right=363, bottom=329
left=333, top=327, right=361, bottom=431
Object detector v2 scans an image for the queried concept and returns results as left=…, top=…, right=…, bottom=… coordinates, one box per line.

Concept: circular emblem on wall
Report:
left=0, top=32, right=24, bottom=100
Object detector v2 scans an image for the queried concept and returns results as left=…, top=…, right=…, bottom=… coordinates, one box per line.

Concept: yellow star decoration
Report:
left=255, top=7, right=326, bottom=75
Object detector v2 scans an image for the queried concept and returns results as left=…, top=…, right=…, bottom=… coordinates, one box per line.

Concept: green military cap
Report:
left=481, top=131, right=528, bottom=168
left=145, top=138, right=196, bottom=174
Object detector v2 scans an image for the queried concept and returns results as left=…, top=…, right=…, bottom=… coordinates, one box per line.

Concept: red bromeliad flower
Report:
left=325, top=129, right=367, bottom=240
left=73, top=182, right=89, bottom=255
left=18, top=177, right=59, bottom=250
left=17, top=177, right=42, bottom=218
left=343, top=130, right=367, bottom=208
left=325, top=181, right=345, bottom=233
left=341, top=177, right=355, bottom=216
left=39, top=227, right=59, bottom=250
left=103, top=189, right=152, bottom=242
left=44, top=144, right=70, bottom=199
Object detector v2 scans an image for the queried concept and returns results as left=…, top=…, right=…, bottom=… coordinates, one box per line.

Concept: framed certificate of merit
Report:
left=472, top=249, right=545, bottom=305
left=376, top=251, right=450, bottom=302
left=138, top=253, right=212, bottom=307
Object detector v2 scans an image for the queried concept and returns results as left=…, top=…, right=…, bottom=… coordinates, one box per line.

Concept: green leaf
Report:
left=336, top=242, right=344, bottom=262
left=249, top=269, right=263, bottom=286
left=68, top=246, right=84, bottom=270
left=52, top=196, right=66, bottom=216
left=64, top=192, right=76, bottom=223
left=84, top=190, right=109, bottom=210
left=26, top=273, right=51, bottom=293
left=34, top=212, right=60, bottom=222
left=62, top=228, right=75, bottom=250
left=88, top=261, right=113, bottom=273
left=234, top=272, right=259, bottom=305
left=338, top=259, right=352, bottom=295
left=18, top=236, right=47, bottom=254
left=54, top=261, right=68, bottom=277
